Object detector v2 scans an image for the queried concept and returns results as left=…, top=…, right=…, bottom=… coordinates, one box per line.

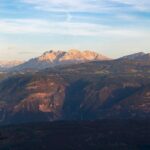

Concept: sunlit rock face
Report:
left=60, top=49, right=109, bottom=62
left=0, top=73, right=68, bottom=123
left=38, top=49, right=109, bottom=62
left=12, top=50, right=110, bottom=71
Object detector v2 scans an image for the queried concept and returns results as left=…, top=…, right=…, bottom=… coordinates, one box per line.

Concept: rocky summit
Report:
left=12, top=50, right=110, bottom=71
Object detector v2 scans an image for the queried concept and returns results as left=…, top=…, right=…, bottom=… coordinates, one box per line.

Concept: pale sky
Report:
left=0, top=0, right=150, bottom=60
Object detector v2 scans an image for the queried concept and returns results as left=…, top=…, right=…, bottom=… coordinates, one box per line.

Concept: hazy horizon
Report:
left=0, top=0, right=150, bottom=61
left=0, top=49, right=150, bottom=62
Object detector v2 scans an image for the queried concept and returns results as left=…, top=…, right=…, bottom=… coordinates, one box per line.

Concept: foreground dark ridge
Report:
left=0, top=120, right=150, bottom=150
left=0, top=59, right=150, bottom=124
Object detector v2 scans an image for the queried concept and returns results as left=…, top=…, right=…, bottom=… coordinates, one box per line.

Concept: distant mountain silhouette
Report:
left=0, top=60, right=23, bottom=71
left=11, top=50, right=110, bottom=71
left=119, top=52, right=150, bottom=61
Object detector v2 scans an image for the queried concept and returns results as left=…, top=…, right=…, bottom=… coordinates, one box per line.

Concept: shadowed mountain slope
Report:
left=0, top=59, right=150, bottom=124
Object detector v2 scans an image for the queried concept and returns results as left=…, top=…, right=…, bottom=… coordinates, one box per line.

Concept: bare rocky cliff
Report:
left=12, top=50, right=110, bottom=71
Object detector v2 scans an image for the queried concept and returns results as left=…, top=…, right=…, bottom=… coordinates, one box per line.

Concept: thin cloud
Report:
left=112, top=0, right=150, bottom=12
left=21, top=0, right=150, bottom=12
left=18, top=51, right=41, bottom=55
left=0, top=19, right=148, bottom=38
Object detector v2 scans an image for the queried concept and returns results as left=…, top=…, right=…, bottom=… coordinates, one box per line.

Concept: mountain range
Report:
left=120, top=52, right=150, bottom=61
left=1, top=50, right=150, bottom=72
left=0, top=49, right=150, bottom=124
left=0, top=50, right=150, bottom=124
left=11, top=49, right=109, bottom=71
